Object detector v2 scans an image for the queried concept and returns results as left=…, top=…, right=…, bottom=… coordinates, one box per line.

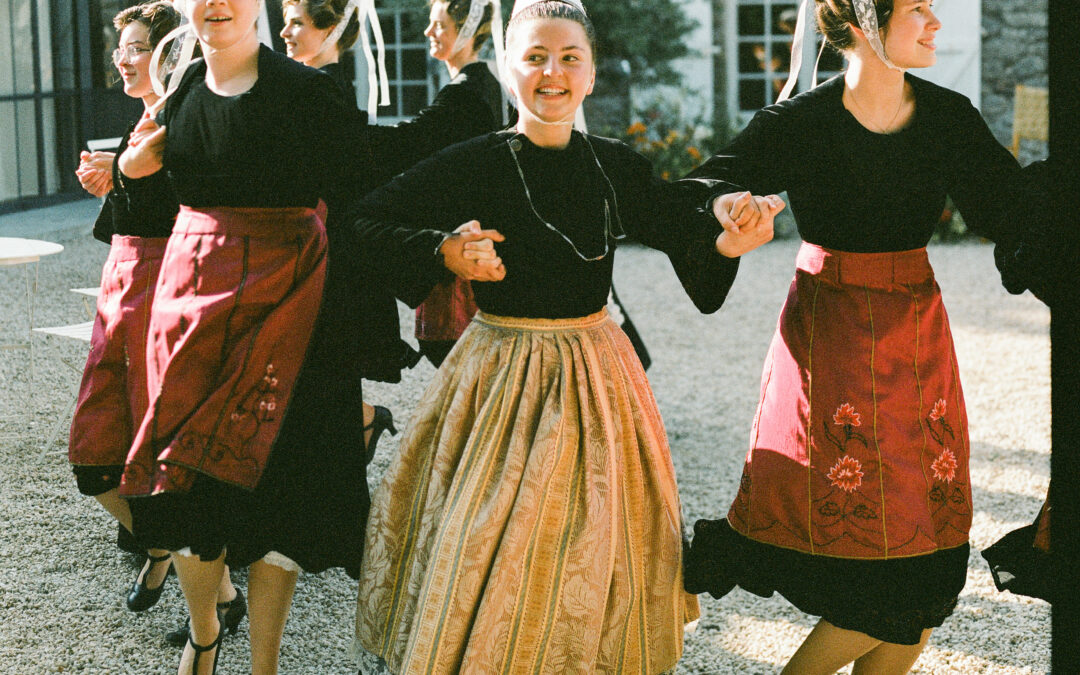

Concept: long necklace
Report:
left=848, top=84, right=906, bottom=133
left=506, top=131, right=626, bottom=262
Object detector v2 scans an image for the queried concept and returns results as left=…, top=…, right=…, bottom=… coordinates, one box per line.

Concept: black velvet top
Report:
left=351, top=130, right=741, bottom=318
left=690, top=74, right=1026, bottom=252
left=134, top=45, right=367, bottom=209
left=93, top=124, right=178, bottom=243
left=367, top=61, right=505, bottom=184
left=319, top=61, right=357, bottom=105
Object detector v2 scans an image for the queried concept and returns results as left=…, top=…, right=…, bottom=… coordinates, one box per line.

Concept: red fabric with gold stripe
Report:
left=120, top=206, right=327, bottom=496
left=69, top=235, right=168, bottom=467
left=729, top=243, right=972, bottom=559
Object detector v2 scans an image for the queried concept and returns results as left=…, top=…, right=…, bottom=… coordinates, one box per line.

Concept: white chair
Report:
left=32, top=320, right=94, bottom=453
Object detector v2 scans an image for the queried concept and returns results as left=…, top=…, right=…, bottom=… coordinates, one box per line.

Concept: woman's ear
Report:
left=847, top=21, right=866, bottom=43
left=585, top=66, right=595, bottom=96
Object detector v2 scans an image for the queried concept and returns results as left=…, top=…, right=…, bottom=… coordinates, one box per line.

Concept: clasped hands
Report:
left=439, top=220, right=507, bottom=282
left=713, top=191, right=785, bottom=258
left=117, top=110, right=168, bottom=180
left=75, top=151, right=116, bottom=198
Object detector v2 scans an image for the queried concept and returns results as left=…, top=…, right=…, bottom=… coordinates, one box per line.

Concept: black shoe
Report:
left=362, top=405, right=398, bottom=465
left=165, top=588, right=247, bottom=647
left=183, top=624, right=221, bottom=675
left=126, top=553, right=171, bottom=612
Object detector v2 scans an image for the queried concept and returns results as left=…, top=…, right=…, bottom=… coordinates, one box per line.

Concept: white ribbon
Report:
left=853, top=0, right=902, bottom=71
left=315, top=0, right=361, bottom=59
left=149, top=21, right=197, bottom=104
left=776, top=0, right=811, bottom=102
left=450, top=0, right=488, bottom=56
left=490, top=0, right=510, bottom=124
left=356, top=0, right=390, bottom=122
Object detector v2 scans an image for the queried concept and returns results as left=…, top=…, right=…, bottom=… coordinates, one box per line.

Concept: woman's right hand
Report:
left=713, top=191, right=784, bottom=258
left=439, top=220, right=507, bottom=281
left=117, top=113, right=167, bottom=179
left=75, top=151, right=115, bottom=197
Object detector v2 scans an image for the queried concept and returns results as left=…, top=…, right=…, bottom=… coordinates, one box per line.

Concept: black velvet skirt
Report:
left=685, top=518, right=969, bottom=645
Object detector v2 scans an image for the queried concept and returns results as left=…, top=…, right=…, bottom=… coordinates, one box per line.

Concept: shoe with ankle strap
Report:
left=126, top=553, right=171, bottom=612
left=363, top=405, right=398, bottom=465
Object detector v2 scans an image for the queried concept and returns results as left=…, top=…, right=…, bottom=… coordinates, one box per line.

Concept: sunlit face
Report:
left=505, top=17, right=595, bottom=126
left=881, top=0, right=941, bottom=68
left=424, top=2, right=460, bottom=62
left=280, top=3, right=330, bottom=64
left=114, top=22, right=154, bottom=99
left=188, top=0, right=260, bottom=52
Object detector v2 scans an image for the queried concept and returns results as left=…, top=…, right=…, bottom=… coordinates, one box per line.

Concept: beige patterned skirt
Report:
left=355, top=309, right=699, bottom=674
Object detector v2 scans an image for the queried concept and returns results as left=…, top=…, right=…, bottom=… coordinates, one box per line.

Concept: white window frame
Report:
left=354, top=7, right=438, bottom=123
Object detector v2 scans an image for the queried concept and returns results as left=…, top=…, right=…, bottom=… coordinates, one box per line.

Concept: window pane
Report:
left=377, top=10, right=398, bottom=43
left=0, top=1, right=13, bottom=95
left=771, top=3, right=799, bottom=36
left=40, top=97, right=58, bottom=193
left=739, top=42, right=766, bottom=73
left=739, top=78, right=766, bottom=112
left=738, top=4, right=764, bottom=35
left=402, top=48, right=427, bottom=80
left=13, top=0, right=35, bottom=95
left=770, top=39, right=793, bottom=75
left=401, top=85, right=427, bottom=116
left=17, top=100, right=39, bottom=196
left=0, top=102, right=17, bottom=201
left=37, top=0, right=53, bottom=91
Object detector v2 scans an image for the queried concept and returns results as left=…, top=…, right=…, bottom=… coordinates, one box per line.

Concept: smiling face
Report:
left=115, top=21, right=154, bottom=99
left=881, top=0, right=941, bottom=68
left=505, top=17, right=595, bottom=130
left=280, top=3, right=330, bottom=64
left=189, top=0, right=260, bottom=52
left=424, top=1, right=460, bottom=62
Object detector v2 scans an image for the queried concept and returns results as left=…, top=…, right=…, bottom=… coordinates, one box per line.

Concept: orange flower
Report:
left=929, top=398, right=947, bottom=421
left=828, top=455, right=864, bottom=493
left=661, top=171, right=671, bottom=181
left=932, top=448, right=958, bottom=483
left=627, top=122, right=647, bottom=136
left=833, top=402, right=861, bottom=427
left=687, top=146, right=702, bottom=161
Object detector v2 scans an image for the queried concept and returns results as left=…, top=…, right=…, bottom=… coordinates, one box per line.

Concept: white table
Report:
left=0, top=237, right=65, bottom=436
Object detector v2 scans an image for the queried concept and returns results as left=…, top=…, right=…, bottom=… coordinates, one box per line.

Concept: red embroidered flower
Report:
left=828, top=455, right=864, bottom=493
left=833, top=403, right=861, bottom=427
left=929, top=398, right=947, bottom=421
left=932, top=448, right=958, bottom=483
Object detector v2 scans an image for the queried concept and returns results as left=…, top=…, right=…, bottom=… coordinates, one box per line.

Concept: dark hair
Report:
left=815, top=0, right=893, bottom=52
left=432, top=0, right=495, bottom=53
left=113, top=0, right=182, bottom=50
left=506, top=1, right=597, bottom=57
left=282, top=0, right=362, bottom=52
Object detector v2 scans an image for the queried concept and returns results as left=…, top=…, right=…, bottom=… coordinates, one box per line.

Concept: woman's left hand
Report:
left=713, top=192, right=784, bottom=258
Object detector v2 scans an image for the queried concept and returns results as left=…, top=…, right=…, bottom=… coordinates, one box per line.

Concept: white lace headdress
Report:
left=775, top=0, right=901, bottom=103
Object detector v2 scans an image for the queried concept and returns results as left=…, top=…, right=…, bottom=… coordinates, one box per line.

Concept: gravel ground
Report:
left=0, top=232, right=1052, bottom=674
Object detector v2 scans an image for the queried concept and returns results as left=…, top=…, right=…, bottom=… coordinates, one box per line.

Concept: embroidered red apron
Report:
left=415, top=277, right=478, bottom=342
left=120, top=205, right=327, bottom=496
left=729, top=243, right=972, bottom=559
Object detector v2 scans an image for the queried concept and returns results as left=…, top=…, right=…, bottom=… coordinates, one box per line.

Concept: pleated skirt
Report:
left=355, top=309, right=698, bottom=674
left=70, top=235, right=168, bottom=495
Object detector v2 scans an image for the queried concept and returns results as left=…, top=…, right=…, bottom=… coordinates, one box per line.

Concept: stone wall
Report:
left=981, top=0, right=1049, bottom=164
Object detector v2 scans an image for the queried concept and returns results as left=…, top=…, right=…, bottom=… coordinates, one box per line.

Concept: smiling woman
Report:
left=109, top=0, right=378, bottom=671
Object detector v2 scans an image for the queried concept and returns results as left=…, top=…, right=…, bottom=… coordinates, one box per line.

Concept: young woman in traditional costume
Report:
left=348, top=1, right=783, bottom=672
left=114, top=0, right=374, bottom=670
left=683, top=1, right=1036, bottom=672
left=381, top=0, right=506, bottom=369
left=70, top=0, right=247, bottom=639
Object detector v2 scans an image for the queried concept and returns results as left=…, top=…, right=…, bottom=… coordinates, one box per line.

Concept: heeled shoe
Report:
left=362, top=405, right=398, bottom=465
left=183, top=625, right=222, bottom=675
left=165, top=588, right=247, bottom=647
left=126, top=553, right=171, bottom=612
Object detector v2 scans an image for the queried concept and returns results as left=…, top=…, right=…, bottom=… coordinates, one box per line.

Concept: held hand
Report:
left=715, top=194, right=784, bottom=258
left=118, top=113, right=167, bottom=179
left=440, top=220, right=507, bottom=281
left=76, top=151, right=116, bottom=196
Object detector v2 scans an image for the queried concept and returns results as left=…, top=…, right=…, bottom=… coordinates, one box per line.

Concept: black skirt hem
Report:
left=685, top=518, right=967, bottom=645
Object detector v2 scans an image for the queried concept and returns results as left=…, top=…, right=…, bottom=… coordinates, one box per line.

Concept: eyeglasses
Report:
left=112, top=44, right=151, bottom=65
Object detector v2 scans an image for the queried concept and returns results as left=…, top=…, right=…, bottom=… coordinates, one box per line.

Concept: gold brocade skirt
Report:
left=355, top=310, right=699, bottom=674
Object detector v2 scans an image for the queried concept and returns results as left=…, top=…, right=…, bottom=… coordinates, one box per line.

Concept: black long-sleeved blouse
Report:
left=366, top=61, right=505, bottom=185
left=93, top=124, right=178, bottom=243
left=690, top=74, right=1026, bottom=253
left=351, top=130, right=741, bottom=318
